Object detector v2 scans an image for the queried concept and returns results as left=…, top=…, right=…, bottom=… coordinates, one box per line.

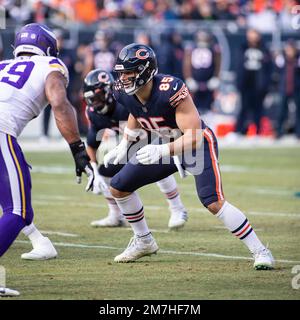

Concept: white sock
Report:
left=216, top=201, right=265, bottom=254
left=114, top=192, right=150, bottom=237
left=156, top=175, right=185, bottom=211
left=105, top=197, right=122, bottom=219
left=101, top=175, right=122, bottom=219
left=21, top=223, right=44, bottom=246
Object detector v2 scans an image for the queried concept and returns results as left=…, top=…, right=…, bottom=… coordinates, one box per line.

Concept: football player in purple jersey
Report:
left=0, top=23, right=94, bottom=295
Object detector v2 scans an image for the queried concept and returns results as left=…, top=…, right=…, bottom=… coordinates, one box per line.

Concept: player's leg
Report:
left=0, top=133, right=29, bottom=256
left=110, top=158, right=178, bottom=262
left=155, top=175, right=188, bottom=229
left=16, top=140, right=57, bottom=260
left=0, top=133, right=56, bottom=260
left=194, top=128, right=274, bottom=270
left=90, top=163, right=126, bottom=227
left=21, top=222, right=57, bottom=260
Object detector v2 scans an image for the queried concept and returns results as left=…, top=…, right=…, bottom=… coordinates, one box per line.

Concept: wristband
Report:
left=160, top=143, right=170, bottom=157
left=69, top=140, right=85, bottom=156
left=124, top=126, right=140, bottom=141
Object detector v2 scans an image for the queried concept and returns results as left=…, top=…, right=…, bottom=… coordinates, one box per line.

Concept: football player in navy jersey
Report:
left=103, top=43, right=275, bottom=269
left=84, top=69, right=188, bottom=229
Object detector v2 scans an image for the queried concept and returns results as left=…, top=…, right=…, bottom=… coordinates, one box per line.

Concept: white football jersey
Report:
left=0, top=55, right=69, bottom=137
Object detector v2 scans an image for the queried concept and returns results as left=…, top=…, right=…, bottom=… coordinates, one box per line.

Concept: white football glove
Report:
left=84, top=165, right=95, bottom=192
left=103, top=138, right=130, bottom=167
left=136, top=144, right=170, bottom=165
left=90, top=162, right=108, bottom=195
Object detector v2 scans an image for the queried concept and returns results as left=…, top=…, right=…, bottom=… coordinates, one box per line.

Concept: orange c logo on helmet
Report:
left=135, top=49, right=149, bottom=60
left=98, top=72, right=109, bottom=83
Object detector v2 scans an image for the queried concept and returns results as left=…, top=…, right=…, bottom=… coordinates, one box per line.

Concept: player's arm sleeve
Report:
left=169, top=78, right=190, bottom=108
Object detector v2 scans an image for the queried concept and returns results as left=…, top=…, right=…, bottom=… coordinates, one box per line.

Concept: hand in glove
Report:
left=103, top=138, right=130, bottom=167
left=90, top=162, right=109, bottom=195
left=136, top=144, right=170, bottom=165
left=69, top=140, right=94, bottom=192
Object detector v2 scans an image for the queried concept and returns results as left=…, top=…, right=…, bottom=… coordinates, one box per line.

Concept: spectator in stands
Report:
left=84, top=30, right=116, bottom=75
left=135, top=31, right=153, bottom=47
left=247, top=0, right=277, bottom=33
left=5, top=0, right=33, bottom=24
left=183, top=30, right=221, bottom=114
left=75, top=43, right=93, bottom=135
left=171, top=31, right=185, bottom=79
left=191, top=0, right=217, bottom=20
left=178, top=0, right=194, bottom=19
left=275, top=40, right=300, bottom=139
left=118, top=1, right=139, bottom=19
left=154, top=0, right=178, bottom=20
left=235, top=28, right=272, bottom=136
left=156, top=29, right=184, bottom=78
left=279, top=0, right=300, bottom=31
left=213, top=0, right=238, bottom=20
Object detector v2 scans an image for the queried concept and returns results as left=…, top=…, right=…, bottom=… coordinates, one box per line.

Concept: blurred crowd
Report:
left=34, top=26, right=299, bottom=141
left=2, top=0, right=300, bottom=32
left=1, top=0, right=300, bottom=141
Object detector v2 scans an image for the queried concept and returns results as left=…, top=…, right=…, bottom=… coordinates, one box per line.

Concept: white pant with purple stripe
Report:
left=0, top=131, right=33, bottom=256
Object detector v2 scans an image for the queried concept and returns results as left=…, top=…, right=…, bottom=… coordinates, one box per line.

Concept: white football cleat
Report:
left=168, top=209, right=188, bottom=230
left=253, top=248, right=275, bottom=270
left=90, top=215, right=127, bottom=227
left=0, top=287, right=20, bottom=297
left=114, top=234, right=159, bottom=263
left=21, top=237, right=57, bottom=260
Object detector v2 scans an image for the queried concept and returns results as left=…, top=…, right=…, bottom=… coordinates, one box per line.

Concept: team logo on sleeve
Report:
left=135, top=49, right=150, bottom=60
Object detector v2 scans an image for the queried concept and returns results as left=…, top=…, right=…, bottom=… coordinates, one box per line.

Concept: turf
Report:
left=0, top=147, right=299, bottom=300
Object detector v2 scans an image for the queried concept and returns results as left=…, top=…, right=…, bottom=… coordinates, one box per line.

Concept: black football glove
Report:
left=69, top=140, right=94, bottom=192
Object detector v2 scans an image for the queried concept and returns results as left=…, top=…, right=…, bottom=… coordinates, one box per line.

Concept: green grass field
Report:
left=1, top=147, right=300, bottom=300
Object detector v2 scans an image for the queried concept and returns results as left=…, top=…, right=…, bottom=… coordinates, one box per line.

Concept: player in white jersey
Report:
left=0, top=23, right=94, bottom=296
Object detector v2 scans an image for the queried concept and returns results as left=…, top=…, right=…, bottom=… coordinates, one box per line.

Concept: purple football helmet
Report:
left=14, top=23, right=58, bottom=58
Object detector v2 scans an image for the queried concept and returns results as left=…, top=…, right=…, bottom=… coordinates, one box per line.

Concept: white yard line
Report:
left=31, top=166, right=73, bottom=174
left=40, top=230, right=79, bottom=237
left=31, top=164, right=298, bottom=176
left=248, top=211, right=300, bottom=218
left=15, top=240, right=300, bottom=264
left=182, top=186, right=295, bottom=197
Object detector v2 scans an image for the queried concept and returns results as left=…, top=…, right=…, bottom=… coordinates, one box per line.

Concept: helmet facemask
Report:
left=84, top=85, right=113, bottom=115
left=114, top=44, right=158, bottom=95
left=115, top=61, right=156, bottom=95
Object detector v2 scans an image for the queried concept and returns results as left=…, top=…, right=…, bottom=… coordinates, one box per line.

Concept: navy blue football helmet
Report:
left=114, top=43, right=158, bottom=95
left=83, top=69, right=115, bottom=115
